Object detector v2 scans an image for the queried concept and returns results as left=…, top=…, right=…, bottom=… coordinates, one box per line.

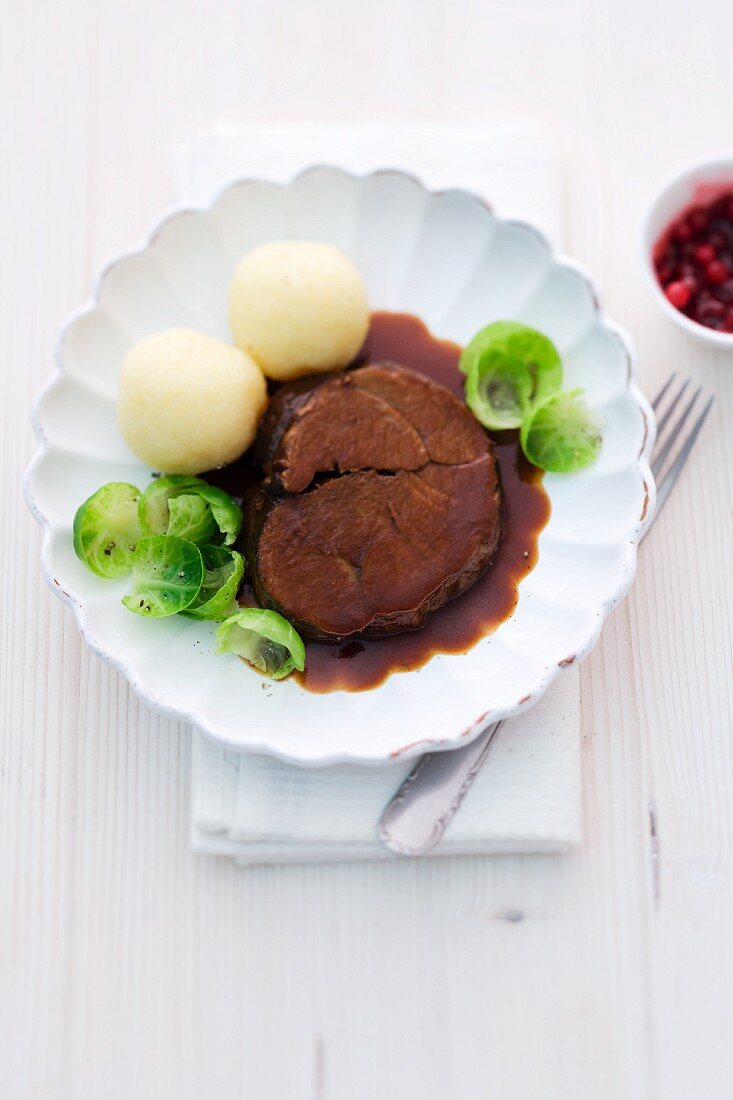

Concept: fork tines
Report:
left=649, top=373, right=714, bottom=517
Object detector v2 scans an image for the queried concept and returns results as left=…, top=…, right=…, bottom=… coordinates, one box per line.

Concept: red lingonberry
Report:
left=664, top=280, right=691, bottom=309
left=706, top=260, right=729, bottom=285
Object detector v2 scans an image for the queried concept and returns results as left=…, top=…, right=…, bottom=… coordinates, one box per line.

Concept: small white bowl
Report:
left=642, top=152, right=733, bottom=349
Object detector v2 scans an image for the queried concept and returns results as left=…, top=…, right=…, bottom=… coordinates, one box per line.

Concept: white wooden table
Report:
left=2, top=2, right=732, bottom=1097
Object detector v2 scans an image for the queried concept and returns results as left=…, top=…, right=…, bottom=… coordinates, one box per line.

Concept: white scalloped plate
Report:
left=25, top=168, right=655, bottom=766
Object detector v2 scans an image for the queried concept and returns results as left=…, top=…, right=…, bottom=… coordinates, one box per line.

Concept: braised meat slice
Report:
left=246, top=362, right=502, bottom=642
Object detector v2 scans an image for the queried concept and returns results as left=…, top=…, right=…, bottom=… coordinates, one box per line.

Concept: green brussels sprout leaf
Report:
left=186, top=483, right=243, bottom=546
left=138, top=475, right=242, bottom=546
left=464, top=350, right=534, bottom=430
left=520, top=390, right=602, bottom=473
left=73, top=481, right=142, bottom=578
left=460, top=320, right=563, bottom=429
left=182, top=545, right=245, bottom=621
left=215, top=608, right=306, bottom=680
left=166, top=494, right=218, bottom=544
left=122, top=535, right=204, bottom=617
left=138, top=475, right=204, bottom=534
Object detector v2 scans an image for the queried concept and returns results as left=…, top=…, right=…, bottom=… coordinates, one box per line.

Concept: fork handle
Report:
left=378, top=721, right=503, bottom=856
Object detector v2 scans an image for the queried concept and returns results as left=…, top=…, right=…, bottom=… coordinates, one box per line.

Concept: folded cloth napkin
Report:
left=175, top=122, right=581, bottom=863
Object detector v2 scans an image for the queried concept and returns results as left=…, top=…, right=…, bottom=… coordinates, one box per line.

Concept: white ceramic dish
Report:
left=25, top=167, right=655, bottom=765
left=642, top=151, right=733, bottom=349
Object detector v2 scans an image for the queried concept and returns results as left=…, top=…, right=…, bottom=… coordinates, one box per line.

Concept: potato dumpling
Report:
left=118, top=328, right=267, bottom=474
left=228, top=241, right=369, bottom=381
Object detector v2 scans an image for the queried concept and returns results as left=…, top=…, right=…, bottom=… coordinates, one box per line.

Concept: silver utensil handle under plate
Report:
left=378, top=722, right=503, bottom=856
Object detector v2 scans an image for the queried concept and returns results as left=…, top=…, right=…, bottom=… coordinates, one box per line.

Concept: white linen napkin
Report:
left=175, top=122, right=581, bottom=863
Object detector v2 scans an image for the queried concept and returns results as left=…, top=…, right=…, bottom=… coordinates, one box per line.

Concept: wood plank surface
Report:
left=1, top=1, right=731, bottom=1097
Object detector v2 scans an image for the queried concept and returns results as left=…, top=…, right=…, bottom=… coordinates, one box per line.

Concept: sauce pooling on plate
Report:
left=208, top=312, right=550, bottom=693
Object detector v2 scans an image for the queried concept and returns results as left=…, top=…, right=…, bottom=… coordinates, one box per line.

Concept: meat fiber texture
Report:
left=246, top=362, right=502, bottom=642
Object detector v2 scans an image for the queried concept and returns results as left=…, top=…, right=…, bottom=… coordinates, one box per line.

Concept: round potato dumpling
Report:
left=118, top=328, right=268, bottom=474
left=228, top=241, right=369, bottom=381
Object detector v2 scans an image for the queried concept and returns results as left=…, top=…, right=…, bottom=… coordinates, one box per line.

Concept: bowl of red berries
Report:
left=643, top=154, right=733, bottom=347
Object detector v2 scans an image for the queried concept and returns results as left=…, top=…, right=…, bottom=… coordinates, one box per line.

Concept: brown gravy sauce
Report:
left=208, top=312, right=550, bottom=693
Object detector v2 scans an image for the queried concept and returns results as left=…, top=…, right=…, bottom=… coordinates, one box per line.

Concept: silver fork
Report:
left=378, top=375, right=714, bottom=857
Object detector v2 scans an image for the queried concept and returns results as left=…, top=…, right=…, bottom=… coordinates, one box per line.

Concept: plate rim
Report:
left=24, top=165, right=657, bottom=766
